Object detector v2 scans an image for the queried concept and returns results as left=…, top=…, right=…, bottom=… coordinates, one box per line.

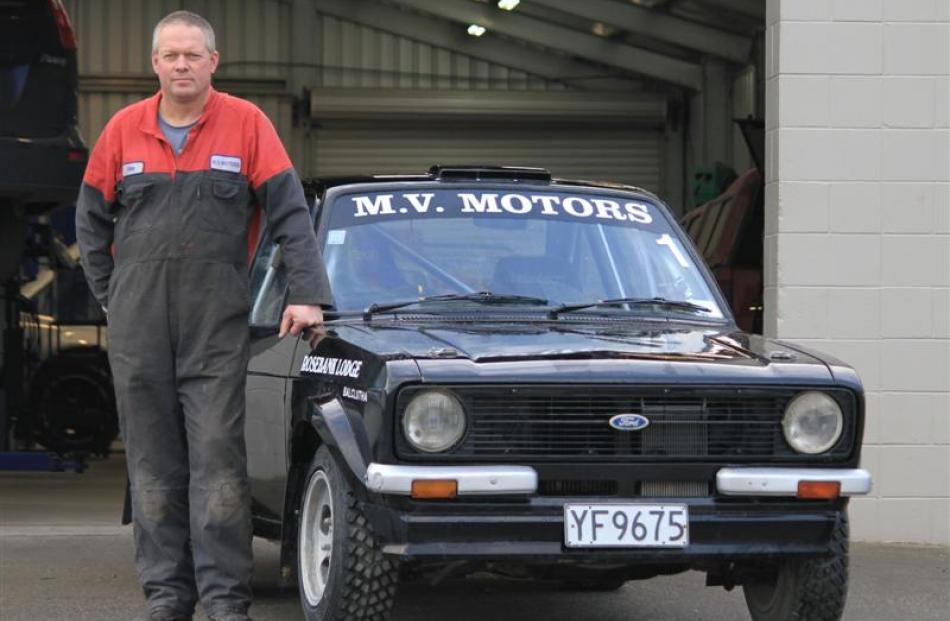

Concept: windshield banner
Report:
left=330, top=190, right=664, bottom=231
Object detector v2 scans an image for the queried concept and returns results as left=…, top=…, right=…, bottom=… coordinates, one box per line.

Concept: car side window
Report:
left=248, top=232, right=288, bottom=327
left=248, top=194, right=320, bottom=326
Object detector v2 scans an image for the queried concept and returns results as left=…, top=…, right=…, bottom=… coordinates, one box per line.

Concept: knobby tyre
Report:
left=297, top=446, right=399, bottom=621
left=743, top=511, right=849, bottom=621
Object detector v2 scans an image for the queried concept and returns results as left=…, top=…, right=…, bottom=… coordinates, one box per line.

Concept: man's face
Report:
left=151, top=23, right=219, bottom=104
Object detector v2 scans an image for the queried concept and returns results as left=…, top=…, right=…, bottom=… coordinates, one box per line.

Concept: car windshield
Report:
left=320, top=186, right=725, bottom=319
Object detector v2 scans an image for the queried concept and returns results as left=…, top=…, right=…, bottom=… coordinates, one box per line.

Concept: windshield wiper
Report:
left=363, top=291, right=549, bottom=320
left=547, top=297, right=711, bottom=319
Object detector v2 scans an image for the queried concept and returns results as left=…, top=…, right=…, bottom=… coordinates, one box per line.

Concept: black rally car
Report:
left=245, top=166, right=871, bottom=621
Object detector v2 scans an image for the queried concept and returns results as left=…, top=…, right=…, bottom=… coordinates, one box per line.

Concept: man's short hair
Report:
left=152, top=10, right=216, bottom=53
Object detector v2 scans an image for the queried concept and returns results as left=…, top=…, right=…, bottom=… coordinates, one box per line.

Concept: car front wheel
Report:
left=743, top=512, right=849, bottom=621
left=297, top=446, right=399, bottom=621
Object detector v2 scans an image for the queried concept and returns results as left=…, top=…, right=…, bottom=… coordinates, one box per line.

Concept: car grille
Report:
left=396, top=385, right=856, bottom=462
left=538, top=479, right=618, bottom=496
left=536, top=480, right=710, bottom=497
left=640, top=480, right=710, bottom=497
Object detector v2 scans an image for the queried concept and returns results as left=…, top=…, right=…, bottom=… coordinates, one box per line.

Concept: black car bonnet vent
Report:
left=429, top=165, right=552, bottom=183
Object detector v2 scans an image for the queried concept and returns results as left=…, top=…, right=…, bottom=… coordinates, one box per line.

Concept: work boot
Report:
left=133, top=607, right=193, bottom=621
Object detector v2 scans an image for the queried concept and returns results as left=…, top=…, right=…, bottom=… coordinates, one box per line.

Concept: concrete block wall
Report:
left=765, top=0, right=949, bottom=544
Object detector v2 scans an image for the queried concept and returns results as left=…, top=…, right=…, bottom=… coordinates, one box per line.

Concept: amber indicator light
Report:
left=411, top=479, right=458, bottom=499
left=797, top=480, right=841, bottom=499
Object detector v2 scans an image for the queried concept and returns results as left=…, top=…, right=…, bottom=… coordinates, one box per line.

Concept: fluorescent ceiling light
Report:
left=592, top=22, right=616, bottom=37
left=467, top=24, right=487, bottom=36
left=498, top=0, right=520, bottom=10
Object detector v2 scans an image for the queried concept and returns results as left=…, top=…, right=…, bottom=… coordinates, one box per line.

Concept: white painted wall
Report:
left=765, top=0, right=949, bottom=544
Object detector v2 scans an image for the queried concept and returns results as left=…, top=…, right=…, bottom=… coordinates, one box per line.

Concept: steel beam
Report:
left=691, top=0, right=765, bottom=20
left=388, top=0, right=703, bottom=90
left=308, top=87, right=668, bottom=123
left=315, top=0, right=639, bottom=91
left=530, top=0, right=752, bottom=64
left=79, top=75, right=290, bottom=96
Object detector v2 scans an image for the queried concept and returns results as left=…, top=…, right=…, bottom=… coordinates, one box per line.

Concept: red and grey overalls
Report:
left=76, top=88, right=331, bottom=618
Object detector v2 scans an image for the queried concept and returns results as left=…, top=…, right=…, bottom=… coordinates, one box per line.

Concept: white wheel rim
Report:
left=746, top=562, right=787, bottom=611
left=299, top=470, right=334, bottom=607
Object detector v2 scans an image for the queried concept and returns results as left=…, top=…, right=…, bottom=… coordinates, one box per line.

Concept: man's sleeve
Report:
left=75, top=124, right=118, bottom=309
left=249, top=109, right=332, bottom=307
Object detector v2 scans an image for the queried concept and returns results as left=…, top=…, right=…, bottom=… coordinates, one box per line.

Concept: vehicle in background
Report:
left=680, top=119, right=764, bottom=333
left=1, top=1, right=98, bottom=459
left=0, top=0, right=87, bottom=215
left=13, top=226, right=114, bottom=457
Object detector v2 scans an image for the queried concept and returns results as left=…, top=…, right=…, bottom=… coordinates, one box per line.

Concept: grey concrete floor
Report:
left=1, top=456, right=948, bottom=621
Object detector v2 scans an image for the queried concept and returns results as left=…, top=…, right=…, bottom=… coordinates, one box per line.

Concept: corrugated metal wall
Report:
left=65, top=0, right=562, bottom=165
left=311, top=13, right=563, bottom=91
left=76, top=91, right=142, bottom=146
left=65, top=0, right=291, bottom=78
left=311, top=123, right=664, bottom=191
left=64, top=0, right=665, bottom=191
left=64, top=0, right=294, bottom=147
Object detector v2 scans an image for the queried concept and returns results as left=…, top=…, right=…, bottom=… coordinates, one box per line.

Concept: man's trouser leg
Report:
left=177, top=261, right=254, bottom=617
left=109, top=262, right=197, bottom=616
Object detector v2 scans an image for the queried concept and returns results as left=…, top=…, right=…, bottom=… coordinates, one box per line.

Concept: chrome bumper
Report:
left=716, top=467, right=873, bottom=497
left=365, top=464, right=871, bottom=498
left=365, top=463, right=538, bottom=496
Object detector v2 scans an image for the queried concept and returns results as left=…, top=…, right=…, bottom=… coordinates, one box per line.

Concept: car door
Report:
left=245, top=230, right=297, bottom=522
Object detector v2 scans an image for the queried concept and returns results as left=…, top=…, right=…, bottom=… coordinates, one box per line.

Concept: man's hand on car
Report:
left=279, top=304, right=325, bottom=338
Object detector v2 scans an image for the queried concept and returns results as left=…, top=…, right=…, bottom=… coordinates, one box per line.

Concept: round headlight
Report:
left=783, top=391, right=843, bottom=454
left=402, top=390, right=467, bottom=453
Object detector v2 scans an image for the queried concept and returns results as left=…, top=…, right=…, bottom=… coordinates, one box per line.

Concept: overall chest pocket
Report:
left=116, top=178, right=158, bottom=234
left=197, top=176, right=250, bottom=235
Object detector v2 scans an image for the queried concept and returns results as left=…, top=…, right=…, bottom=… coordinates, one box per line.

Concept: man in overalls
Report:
left=75, top=11, right=331, bottom=621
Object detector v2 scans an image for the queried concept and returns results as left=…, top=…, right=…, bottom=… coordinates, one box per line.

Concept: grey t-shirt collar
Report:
left=158, top=113, right=199, bottom=155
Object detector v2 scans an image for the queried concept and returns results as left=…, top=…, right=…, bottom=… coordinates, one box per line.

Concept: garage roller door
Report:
left=310, top=123, right=664, bottom=192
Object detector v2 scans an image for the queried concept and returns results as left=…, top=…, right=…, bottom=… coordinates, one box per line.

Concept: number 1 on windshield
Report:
left=656, top=234, right=690, bottom=269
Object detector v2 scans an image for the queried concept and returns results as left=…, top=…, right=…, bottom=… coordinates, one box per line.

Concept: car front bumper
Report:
left=365, top=463, right=872, bottom=498
left=362, top=463, right=871, bottom=563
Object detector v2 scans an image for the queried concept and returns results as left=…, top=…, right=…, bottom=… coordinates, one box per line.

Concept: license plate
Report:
left=564, top=504, right=689, bottom=548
